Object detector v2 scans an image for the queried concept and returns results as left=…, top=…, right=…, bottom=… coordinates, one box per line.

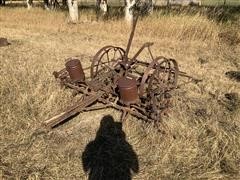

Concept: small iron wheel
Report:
left=91, top=46, right=126, bottom=78
left=139, top=57, right=179, bottom=97
left=139, top=57, right=179, bottom=121
left=149, top=58, right=179, bottom=120
left=148, top=58, right=179, bottom=93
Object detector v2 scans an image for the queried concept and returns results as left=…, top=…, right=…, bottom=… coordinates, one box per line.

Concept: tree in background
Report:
left=0, top=0, right=6, bottom=6
left=125, top=0, right=154, bottom=24
left=26, top=0, right=33, bottom=9
left=68, top=0, right=78, bottom=23
left=125, top=0, right=136, bottom=23
left=96, top=0, right=108, bottom=16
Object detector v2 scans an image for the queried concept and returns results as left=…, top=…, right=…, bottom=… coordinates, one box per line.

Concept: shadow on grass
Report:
left=82, top=115, right=139, bottom=180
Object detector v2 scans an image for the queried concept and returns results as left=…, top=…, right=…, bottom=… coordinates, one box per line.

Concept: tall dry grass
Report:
left=0, top=7, right=240, bottom=179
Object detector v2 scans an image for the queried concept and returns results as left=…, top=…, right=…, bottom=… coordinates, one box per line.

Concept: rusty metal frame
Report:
left=43, top=16, right=197, bottom=129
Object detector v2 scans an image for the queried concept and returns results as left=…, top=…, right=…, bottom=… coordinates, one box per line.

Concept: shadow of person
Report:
left=82, top=115, right=139, bottom=180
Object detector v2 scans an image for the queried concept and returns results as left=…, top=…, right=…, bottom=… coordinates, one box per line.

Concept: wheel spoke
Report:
left=106, top=52, right=110, bottom=65
left=91, top=47, right=125, bottom=78
left=143, top=58, right=179, bottom=121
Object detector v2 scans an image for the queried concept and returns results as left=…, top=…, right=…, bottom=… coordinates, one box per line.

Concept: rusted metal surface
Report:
left=44, top=91, right=105, bottom=128
left=91, top=46, right=125, bottom=78
left=124, top=15, right=139, bottom=62
left=65, top=59, right=85, bottom=82
left=44, top=16, right=197, bottom=129
left=118, top=77, right=139, bottom=105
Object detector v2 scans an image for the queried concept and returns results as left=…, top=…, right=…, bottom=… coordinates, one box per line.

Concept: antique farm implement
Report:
left=44, top=16, right=192, bottom=129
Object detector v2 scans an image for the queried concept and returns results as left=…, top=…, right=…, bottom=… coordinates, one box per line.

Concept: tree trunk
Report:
left=96, top=0, right=108, bottom=19
left=62, top=0, right=67, bottom=7
left=68, top=0, right=79, bottom=23
left=125, top=0, right=135, bottom=24
left=99, top=0, right=108, bottom=15
left=51, top=0, right=60, bottom=9
left=27, top=0, right=33, bottom=9
left=0, top=0, right=5, bottom=5
left=44, top=0, right=50, bottom=10
left=148, top=0, right=154, bottom=14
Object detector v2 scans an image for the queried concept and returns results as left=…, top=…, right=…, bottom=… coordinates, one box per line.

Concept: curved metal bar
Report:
left=169, top=58, right=179, bottom=89
left=91, top=46, right=126, bottom=78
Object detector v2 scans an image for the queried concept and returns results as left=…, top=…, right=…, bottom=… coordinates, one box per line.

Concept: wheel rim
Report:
left=91, top=46, right=126, bottom=78
left=148, top=58, right=179, bottom=93
left=139, top=57, right=179, bottom=121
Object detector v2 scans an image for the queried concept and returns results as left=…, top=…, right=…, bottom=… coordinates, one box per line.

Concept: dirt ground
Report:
left=0, top=7, right=240, bottom=179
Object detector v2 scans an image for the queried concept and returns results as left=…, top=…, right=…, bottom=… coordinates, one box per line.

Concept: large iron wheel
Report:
left=91, top=46, right=126, bottom=78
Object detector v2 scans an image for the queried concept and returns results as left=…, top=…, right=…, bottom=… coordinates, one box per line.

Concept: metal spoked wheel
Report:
left=148, top=58, right=179, bottom=93
left=139, top=57, right=179, bottom=121
left=139, top=57, right=179, bottom=96
left=149, top=58, right=179, bottom=120
left=91, top=46, right=126, bottom=78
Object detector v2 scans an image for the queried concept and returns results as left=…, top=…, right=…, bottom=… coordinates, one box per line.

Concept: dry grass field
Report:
left=0, top=7, right=240, bottom=179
